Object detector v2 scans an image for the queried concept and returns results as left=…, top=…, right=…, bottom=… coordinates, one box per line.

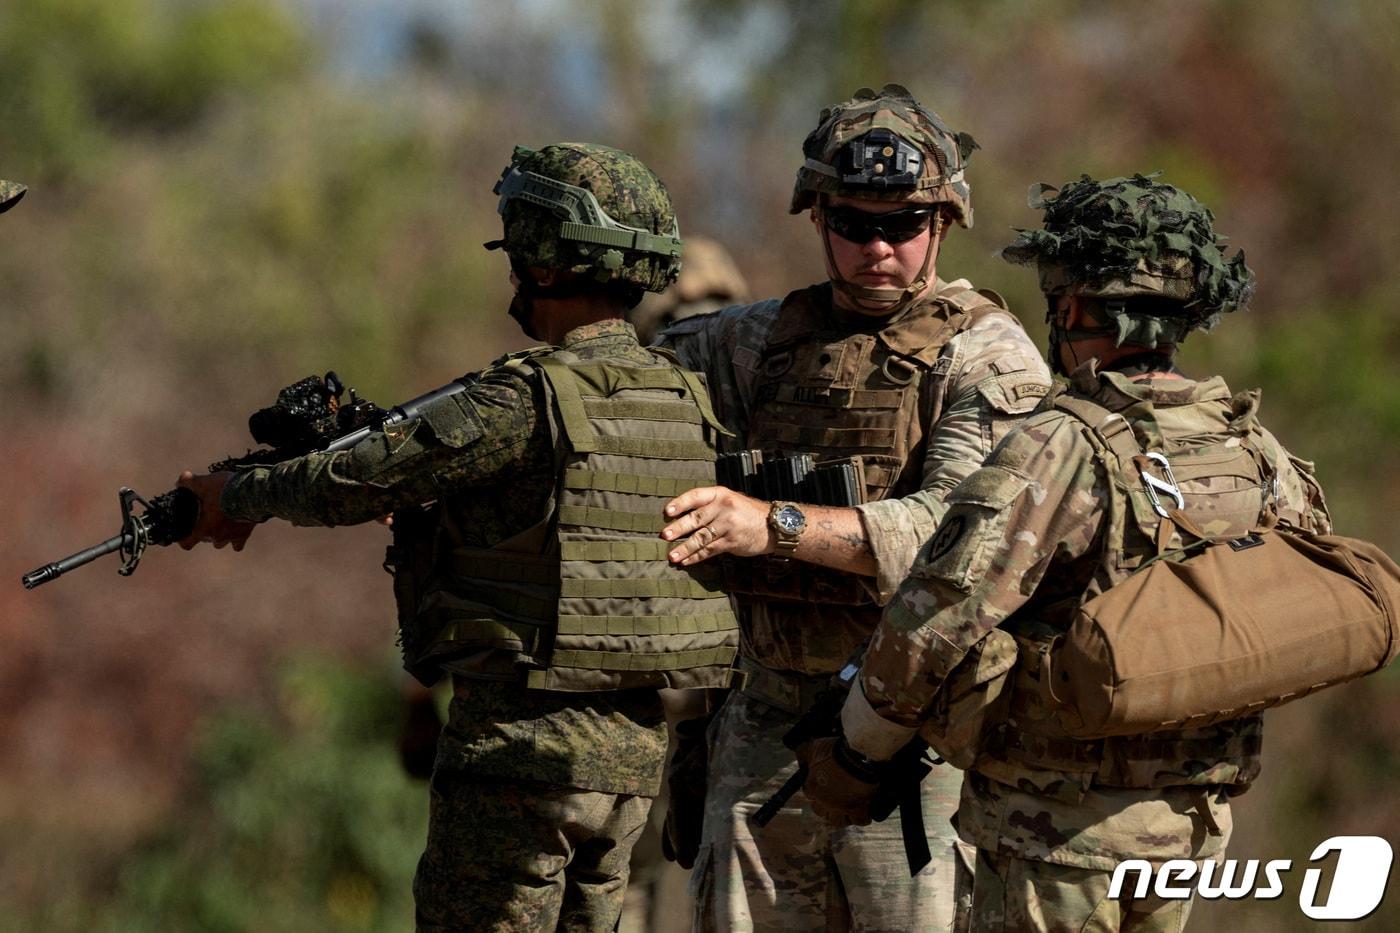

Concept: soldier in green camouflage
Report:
left=655, top=85, right=1051, bottom=931
left=804, top=174, right=1330, bottom=931
left=175, top=143, right=740, bottom=932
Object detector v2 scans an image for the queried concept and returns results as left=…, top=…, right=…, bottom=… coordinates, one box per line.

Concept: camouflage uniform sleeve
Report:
left=842, top=412, right=1106, bottom=756
left=655, top=300, right=781, bottom=450
left=855, top=310, right=1052, bottom=603
left=220, top=366, right=545, bottom=527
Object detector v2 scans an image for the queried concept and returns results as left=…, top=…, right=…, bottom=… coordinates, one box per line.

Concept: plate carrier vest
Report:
left=727, top=282, right=1008, bottom=606
left=396, top=348, right=740, bottom=692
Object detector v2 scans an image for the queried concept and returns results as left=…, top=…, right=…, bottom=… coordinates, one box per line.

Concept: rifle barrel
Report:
left=22, top=533, right=129, bottom=589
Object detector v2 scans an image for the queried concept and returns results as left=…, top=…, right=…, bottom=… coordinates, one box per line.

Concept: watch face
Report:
left=776, top=505, right=805, bottom=534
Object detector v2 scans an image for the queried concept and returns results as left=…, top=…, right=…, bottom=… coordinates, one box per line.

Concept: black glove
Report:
left=661, top=716, right=710, bottom=868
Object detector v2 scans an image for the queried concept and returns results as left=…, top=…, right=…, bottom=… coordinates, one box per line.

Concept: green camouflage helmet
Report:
left=1002, top=173, right=1254, bottom=341
left=0, top=180, right=26, bottom=214
left=790, top=84, right=978, bottom=228
left=486, top=143, right=682, bottom=293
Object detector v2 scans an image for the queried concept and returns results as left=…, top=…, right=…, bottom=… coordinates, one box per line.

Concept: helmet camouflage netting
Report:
left=1002, top=173, right=1255, bottom=333
left=488, top=143, right=682, bottom=293
left=790, top=84, right=979, bottom=227
left=0, top=180, right=26, bottom=214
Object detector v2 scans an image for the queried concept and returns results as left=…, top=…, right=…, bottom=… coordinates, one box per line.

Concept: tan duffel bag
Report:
left=1044, top=528, right=1400, bottom=738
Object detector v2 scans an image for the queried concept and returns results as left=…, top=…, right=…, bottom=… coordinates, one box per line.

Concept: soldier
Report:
left=175, top=143, right=741, bottom=932
left=395, top=239, right=751, bottom=789
left=803, top=174, right=1330, bottom=931
left=655, top=84, right=1051, bottom=931
left=629, top=234, right=750, bottom=345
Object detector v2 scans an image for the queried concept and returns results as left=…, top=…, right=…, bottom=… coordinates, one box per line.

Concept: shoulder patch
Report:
left=977, top=372, right=1052, bottom=415
left=418, top=391, right=486, bottom=449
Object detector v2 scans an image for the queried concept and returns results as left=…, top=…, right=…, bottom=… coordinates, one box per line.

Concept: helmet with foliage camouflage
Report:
left=487, top=143, right=682, bottom=293
left=1002, top=173, right=1254, bottom=347
left=0, top=180, right=26, bottom=214
left=790, top=84, right=978, bottom=228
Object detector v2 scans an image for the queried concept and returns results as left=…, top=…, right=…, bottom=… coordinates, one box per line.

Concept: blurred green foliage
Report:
left=11, top=658, right=426, bottom=932
left=0, top=0, right=308, bottom=180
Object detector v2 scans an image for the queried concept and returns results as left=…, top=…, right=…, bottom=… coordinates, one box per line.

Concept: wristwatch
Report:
left=768, top=501, right=808, bottom=556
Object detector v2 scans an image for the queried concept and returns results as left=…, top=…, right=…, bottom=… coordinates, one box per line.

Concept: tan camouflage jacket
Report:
left=221, top=319, right=669, bottom=796
left=851, top=364, right=1329, bottom=733
left=842, top=362, right=1330, bottom=866
left=659, top=279, right=1050, bottom=674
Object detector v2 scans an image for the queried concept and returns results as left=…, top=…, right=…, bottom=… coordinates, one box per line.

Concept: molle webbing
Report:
left=556, top=611, right=737, bottom=636
left=438, top=351, right=738, bottom=692
left=555, top=504, right=669, bottom=533
left=563, top=469, right=700, bottom=498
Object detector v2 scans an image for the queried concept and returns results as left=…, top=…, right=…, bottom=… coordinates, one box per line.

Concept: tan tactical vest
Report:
left=979, top=383, right=1285, bottom=792
left=399, top=349, right=740, bottom=692
left=727, top=282, right=1006, bottom=606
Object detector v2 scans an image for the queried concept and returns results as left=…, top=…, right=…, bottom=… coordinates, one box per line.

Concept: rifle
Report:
left=22, top=372, right=471, bottom=589
left=750, top=659, right=938, bottom=876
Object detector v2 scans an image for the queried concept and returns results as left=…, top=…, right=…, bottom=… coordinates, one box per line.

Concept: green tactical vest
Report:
left=979, top=381, right=1286, bottom=793
left=399, top=348, right=740, bottom=692
left=729, top=281, right=1007, bottom=608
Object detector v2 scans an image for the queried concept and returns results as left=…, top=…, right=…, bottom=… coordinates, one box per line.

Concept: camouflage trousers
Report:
left=955, top=848, right=1196, bottom=933
left=414, top=769, right=652, bottom=932
left=691, top=688, right=966, bottom=932
left=952, top=774, right=1234, bottom=933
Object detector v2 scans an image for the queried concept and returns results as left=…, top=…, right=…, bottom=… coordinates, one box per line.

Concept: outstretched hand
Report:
left=661, top=486, right=775, bottom=566
left=176, top=470, right=257, bottom=551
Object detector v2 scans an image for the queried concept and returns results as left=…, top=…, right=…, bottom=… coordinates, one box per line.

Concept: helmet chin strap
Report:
left=820, top=208, right=942, bottom=317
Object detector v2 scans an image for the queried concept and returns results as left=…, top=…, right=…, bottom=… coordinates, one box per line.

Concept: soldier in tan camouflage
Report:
left=175, top=144, right=740, bottom=932
left=629, top=235, right=751, bottom=346
left=804, top=174, right=1330, bottom=931
left=655, top=85, right=1051, bottom=931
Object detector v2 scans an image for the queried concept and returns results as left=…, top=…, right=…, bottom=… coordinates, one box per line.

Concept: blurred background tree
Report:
left=3, top=0, right=1398, bottom=929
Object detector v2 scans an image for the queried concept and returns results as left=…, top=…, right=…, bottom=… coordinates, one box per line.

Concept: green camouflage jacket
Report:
left=658, top=279, right=1050, bottom=674
left=221, top=319, right=669, bottom=795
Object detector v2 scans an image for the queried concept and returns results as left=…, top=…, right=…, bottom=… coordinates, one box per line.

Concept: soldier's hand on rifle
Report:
left=176, top=471, right=257, bottom=551
left=662, top=486, right=775, bottom=566
left=796, top=735, right=883, bottom=828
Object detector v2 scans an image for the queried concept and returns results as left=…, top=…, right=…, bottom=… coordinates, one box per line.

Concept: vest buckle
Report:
left=880, top=354, right=919, bottom=385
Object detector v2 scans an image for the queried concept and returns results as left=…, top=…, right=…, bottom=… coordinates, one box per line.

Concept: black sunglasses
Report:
left=822, top=205, right=934, bottom=245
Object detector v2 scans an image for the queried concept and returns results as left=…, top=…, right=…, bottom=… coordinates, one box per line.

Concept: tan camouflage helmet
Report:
left=0, top=180, right=26, bottom=214
left=790, top=84, right=978, bottom=227
left=486, top=143, right=682, bottom=293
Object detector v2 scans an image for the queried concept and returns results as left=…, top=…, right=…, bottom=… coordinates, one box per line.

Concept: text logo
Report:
left=1108, top=836, right=1392, bottom=921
